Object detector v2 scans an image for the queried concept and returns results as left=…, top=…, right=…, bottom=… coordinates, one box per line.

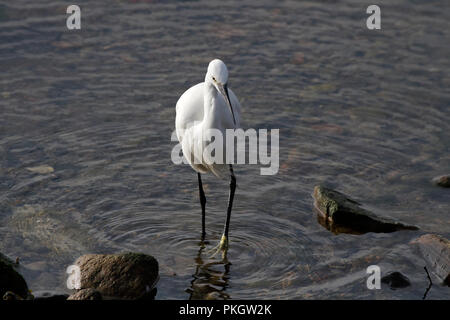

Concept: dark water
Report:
left=0, top=0, right=449, bottom=299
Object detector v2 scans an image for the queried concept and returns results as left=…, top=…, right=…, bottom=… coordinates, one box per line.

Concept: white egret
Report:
left=175, top=59, right=242, bottom=256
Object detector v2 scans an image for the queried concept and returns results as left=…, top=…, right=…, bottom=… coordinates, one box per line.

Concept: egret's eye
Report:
left=212, top=76, right=216, bottom=81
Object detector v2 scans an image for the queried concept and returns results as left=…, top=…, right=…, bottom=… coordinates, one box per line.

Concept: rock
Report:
left=432, top=175, right=450, bottom=188
left=381, top=272, right=411, bottom=289
left=292, top=52, right=305, bottom=65
left=67, top=288, right=102, bottom=300
left=412, top=234, right=450, bottom=286
left=3, top=291, right=23, bottom=300
left=74, top=252, right=159, bottom=299
left=0, top=253, right=29, bottom=299
left=26, top=165, right=54, bottom=174
left=313, top=185, right=419, bottom=234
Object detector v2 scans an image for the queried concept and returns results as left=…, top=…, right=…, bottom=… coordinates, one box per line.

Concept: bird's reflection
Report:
left=186, top=241, right=231, bottom=300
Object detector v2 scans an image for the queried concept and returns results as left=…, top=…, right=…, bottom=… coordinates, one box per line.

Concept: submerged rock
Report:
left=381, top=272, right=411, bottom=289
left=313, top=186, right=419, bottom=234
left=432, top=175, right=450, bottom=188
left=26, top=165, right=54, bottom=174
left=0, top=253, right=29, bottom=299
left=73, top=252, right=159, bottom=299
left=412, top=234, right=450, bottom=286
left=67, top=288, right=102, bottom=300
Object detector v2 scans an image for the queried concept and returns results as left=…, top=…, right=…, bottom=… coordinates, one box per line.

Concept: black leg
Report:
left=223, top=165, right=236, bottom=238
left=198, top=173, right=206, bottom=239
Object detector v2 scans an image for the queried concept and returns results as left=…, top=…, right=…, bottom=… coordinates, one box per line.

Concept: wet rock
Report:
left=26, top=165, right=54, bottom=174
left=313, top=186, right=419, bottom=234
left=412, top=234, right=450, bottom=286
left=74, top=252, right=159, bottom=299
left=0, top=253, right=29, bottom=299
left=381, top=272, right=411, bottom=289
left=432, top=175, right=450, bottom=188
left=3, top=291, right=23, bottom=300
left=292, top=52, right=305, bottom=65
left=67, top=288, right=102, bottom=300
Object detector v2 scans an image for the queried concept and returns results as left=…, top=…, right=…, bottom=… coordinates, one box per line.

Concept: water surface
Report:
left=0, top=0, right=449, bottom=299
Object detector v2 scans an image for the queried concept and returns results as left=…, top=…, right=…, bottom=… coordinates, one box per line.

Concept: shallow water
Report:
left=0, top=0, right=449, bottom=299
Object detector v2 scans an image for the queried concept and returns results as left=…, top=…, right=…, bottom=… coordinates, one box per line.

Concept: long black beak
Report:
left=218, top=83, right=236, bottom=126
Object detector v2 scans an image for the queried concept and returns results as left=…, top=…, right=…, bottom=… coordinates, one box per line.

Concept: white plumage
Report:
left=175, top=59, right=241, bottom=177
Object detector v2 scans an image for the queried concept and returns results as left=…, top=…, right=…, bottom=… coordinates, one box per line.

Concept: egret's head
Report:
left=206, top=59, right=229, bottom=85
left=205, top=59, right=236, bottom=125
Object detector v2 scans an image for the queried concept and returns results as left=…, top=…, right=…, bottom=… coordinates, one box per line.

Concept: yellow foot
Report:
left=207, top=234, right=229, bottom=259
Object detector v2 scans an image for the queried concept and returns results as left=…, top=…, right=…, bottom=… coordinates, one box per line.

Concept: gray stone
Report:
left=432, top=175, right=450, bottom=188
left=74, top=252, right=159, bottom=299
left=313, top=185, right=419, bottom=234
left=412, top=234, right=450, bottom=286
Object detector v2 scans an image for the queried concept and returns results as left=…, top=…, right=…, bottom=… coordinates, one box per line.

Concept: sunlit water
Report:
left=0, top=0, right=449, bottom=299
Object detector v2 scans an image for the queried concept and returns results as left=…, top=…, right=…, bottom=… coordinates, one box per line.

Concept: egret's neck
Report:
left=203, top=81, right=217, bottom=124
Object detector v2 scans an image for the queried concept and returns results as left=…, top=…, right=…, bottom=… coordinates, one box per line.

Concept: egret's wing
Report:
left=175, top=82, right=205, bottom=142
